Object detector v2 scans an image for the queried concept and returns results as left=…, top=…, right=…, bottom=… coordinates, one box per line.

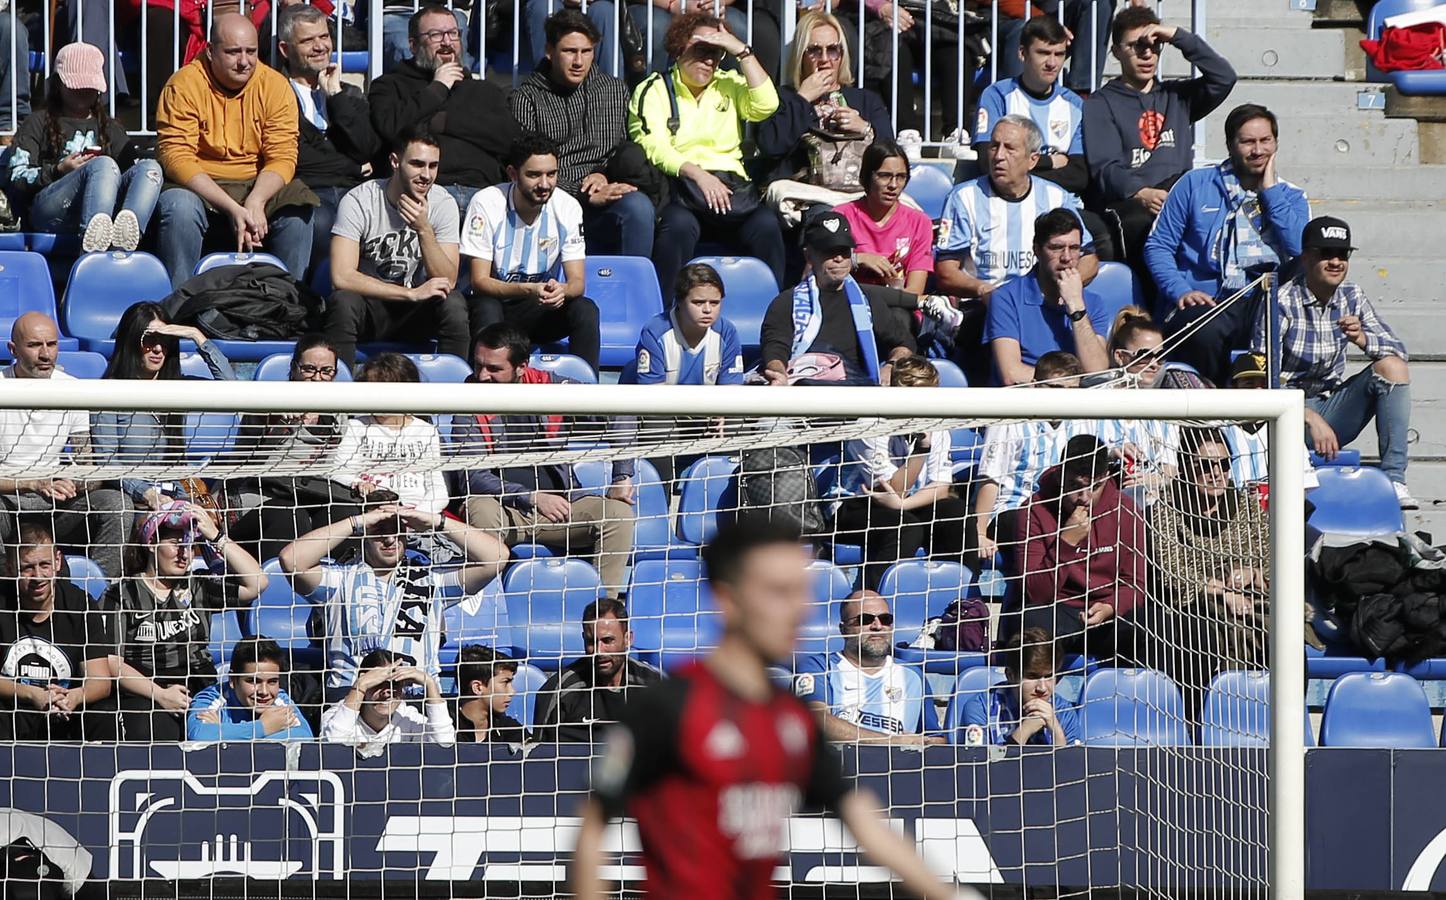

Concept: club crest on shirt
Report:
left=1050, top=117, right=1070, bottom=146
left=468, top=215, right=487, bottom=235
left=963, top=724, right=986, bottom=746
left=886, top=686, right=903, bottom=702
left=793, top=673, right=814, bottom=697
left=976, top=108, right=989, bottom=136
left=637, top=349, right=652, bottom=372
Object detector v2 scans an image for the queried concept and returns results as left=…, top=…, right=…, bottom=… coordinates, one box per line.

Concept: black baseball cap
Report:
left=1301, top=216, right=1356, bottom=251
left=802, top=212, right=856, bottom=255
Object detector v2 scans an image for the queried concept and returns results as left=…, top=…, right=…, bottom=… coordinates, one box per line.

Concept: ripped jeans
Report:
left=29, top=157, right=164, bottom=235
left=1308, top=363, right=1412, bottom=482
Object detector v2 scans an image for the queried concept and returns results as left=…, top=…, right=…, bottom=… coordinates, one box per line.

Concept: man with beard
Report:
left=369, top=3, right=519, bottom=214
left=533, top=599, right=662, bottom=743
left=325, top=127, right=467, bottom=368
left=462, top=133, right=599, bottom=373
left=277, top=3, right=381, bottom=274
left=792, top=590, right=943, bottom=745
left=1145, top=103, right=1309, bottom=384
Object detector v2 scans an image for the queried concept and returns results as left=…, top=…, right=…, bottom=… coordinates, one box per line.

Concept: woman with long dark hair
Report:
left=90, top=302, right=236, bottom=511
left=6, top=43, right=162, bottom=252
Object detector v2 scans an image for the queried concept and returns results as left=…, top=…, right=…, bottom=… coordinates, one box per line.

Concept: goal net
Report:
left=0, top=376, right=1304, bottom=899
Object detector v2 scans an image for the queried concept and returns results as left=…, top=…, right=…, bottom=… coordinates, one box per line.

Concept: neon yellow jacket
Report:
left=627, top=66, right=779, bottom=178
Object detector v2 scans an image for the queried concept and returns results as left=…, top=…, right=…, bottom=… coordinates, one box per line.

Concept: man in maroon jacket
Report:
left=1011, top=433, right=1147, bottom=663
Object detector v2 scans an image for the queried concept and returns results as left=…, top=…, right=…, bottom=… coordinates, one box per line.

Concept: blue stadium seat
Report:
left=253, top=352, right=354, bottom=381
left=54, top=351, right=108, bottom=379
left=573, top=458, right=673, bottom=558
left=1305, top=643, right=1386, bottom=678
left=583, top=256, right=665, bottom=368
left=627, top=558, right=722, bottom=670
left=1090, top=261, right=1147, bottom=315
left=311, top=258, right=334, bottom=295
left=439, top=579, right=510, bottom=668
left=61, top=251, right=174, bottom=355
left=0, top=234, right=25, bottom=251
left=1307, top=466, right=1404, bottom=536
left=194, top=251, right=288, bottom=276
left=507, top=662, right=549, bottom=730
left=1366, top=0, right=1445, bottom=82
left=502, top=558, right=603, bottom=670
left=209, top=609, right=249, bottom=670
left=183, top=412, right=240, bottom=462
left=879, top=560, right=972, bottom=642
left=1080, top=668, right=1193, bottom=746
left=676, top=455, right=739, bottom=547
left=1390, top=70, right=1446, bottom=95
left=407, top=353, right=473, bottom=383
left=25, top=234, right=81, bottom=255
left=64, top=555, right=108, bottom=601
left=1321, top=671, right=1435, bottom=748
left=336, top=50, right=371, bottom=73
left=932, top=359, right=968, bottom=387
left=178, top=352, right=218, bottom=379
left=529, top=352, right=597, bottom=384
left=686, top=255, right=779, bottom=358
left=796, top=559, right=854, bottom=657
left=248, top=559, right=324, bottom=670
left=942, top=666, right=1007, bottom=744
left=903, top=164, right=954, bottom=221
left=0, top=250, right=77, bottom=353
left=1199, top=670, right=1315, bottom=748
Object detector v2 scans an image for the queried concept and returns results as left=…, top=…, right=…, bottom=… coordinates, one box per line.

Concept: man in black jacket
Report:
left=278, top=4, right=382, bottom=276
left=369, top=4, right=520, bottom=215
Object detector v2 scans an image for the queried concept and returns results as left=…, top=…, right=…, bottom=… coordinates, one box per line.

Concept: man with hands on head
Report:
left=320, top=647, right=456, bottom=752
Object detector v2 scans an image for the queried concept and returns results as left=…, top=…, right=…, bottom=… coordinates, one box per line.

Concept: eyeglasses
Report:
left=296, top=364, right=337, bottom=379
left=1124, top=38, right=1162, bottom=56
left=845, top=612, right=895, bottom=627
left=419, top=27, right=460, bottom=43
left=872, top=171, right=909, bottom=184
left=805, top=43, right=843, bottom=59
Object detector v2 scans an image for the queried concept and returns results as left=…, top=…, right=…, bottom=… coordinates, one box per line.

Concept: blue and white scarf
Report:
left=788, top=274, right=881, bottom=384
left=987, top=687, right=1061, bottom=746
left=1214, top=161, right=1282, bottom=292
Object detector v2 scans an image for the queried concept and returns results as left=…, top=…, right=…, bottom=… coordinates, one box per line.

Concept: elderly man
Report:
left=154, top=13, right=316, bottom=286
left=0, top=313, right=128, bottom=577
left=793, top=590, right=944, bottom=745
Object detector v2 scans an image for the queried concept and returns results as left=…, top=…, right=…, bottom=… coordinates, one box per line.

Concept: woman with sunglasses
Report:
left=226, top=334, right=355, bottom=563
left=1095, top=307, right=1178, bottom=506
left=105, top=501, right=266, bottom=741
left=89, top=301, right=236, bottom=512
left=756, top=11, right=892, bottom=227
left=1144, top=426, right=1270, bottom=713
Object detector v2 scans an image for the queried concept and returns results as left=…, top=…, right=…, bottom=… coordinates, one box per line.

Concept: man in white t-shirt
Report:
left=462, top=132, right=599, bottom=373
left=325, top=126, right=468, bottom=367
left=0, top=313, right=128, bottom=577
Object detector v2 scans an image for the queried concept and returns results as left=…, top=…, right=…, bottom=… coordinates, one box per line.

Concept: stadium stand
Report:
left=60, top=251, right=174, bottom=356
left=1320, top=671, right=1437, bottom=748
left=0, top=250, right=75, bottom=354
left=685, top=255, right=780, bottom=359
left=1080, top=668, right=1194, bottom=746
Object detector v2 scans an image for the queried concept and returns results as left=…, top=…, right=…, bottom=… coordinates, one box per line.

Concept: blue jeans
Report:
left=309, top=185, right=352, bottom=277
left=1308, top=365, right=1412, bottom=483
left=155, top=188, right=314, bottom=288
left=440, top=183, right=480, bottom=219
left=383, top=8, right=474, bottom=72
left=582, top=188, right=654, bottom=258
left=29, top=158, right=163, bottom=234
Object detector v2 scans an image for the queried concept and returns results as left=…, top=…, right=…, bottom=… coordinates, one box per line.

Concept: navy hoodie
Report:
left=1081, top=29, right=1237, bottom=205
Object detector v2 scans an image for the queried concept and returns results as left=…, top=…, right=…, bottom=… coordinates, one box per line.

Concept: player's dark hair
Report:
left=506, top=132, right=560, bottom=171
left=1059, top=434, right=1112, bottom=488
left=458, top=645, right=518, bottom=696
left=545, top=8, right=601, bottom=46
left=673, top=263, right=725, bottom=305
left=860, top=140, right=910, bottom=188
left=356, top=352, right=421, bottom=384
left=583, top=598, right=629, bottom=625
left=703, top=516, right=803, bottom=588
left=1032, top=209, right=1085, bottom=249
left=999, top=627, right=1057, bottom=681
left=1034, top=350, right=1083, bottom=381
left=472, top=322, right=532, bottom=368
left=1111, top=5, right=1160, bottom=46
left=231, top=636, right=286, bottom=674
left=1224, top=102, right=1279, bottom=145
left=1021, top=16, right=1069, bottom=49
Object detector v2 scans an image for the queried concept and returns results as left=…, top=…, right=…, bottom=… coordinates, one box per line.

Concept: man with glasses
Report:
left=369, top=3, right=520, bottom=214
left=1082, top=7, right=1235, bottom=271
left=793, top=590, right=944, bottom=746
left=1250, top=216, right=1416, bottom=508
left=1145, top=103, right=1309, bottom=385
left=986, top=209, right=1115, bottom=386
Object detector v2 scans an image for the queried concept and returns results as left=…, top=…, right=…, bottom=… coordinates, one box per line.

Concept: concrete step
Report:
left=1311, top=359, right=1446, bottom=463
left=1204, top=25, right=1345, bottom=79
left=1281, top=203, right=1439, bottom=256
left=1198, top=106, right=1418, bottom=167
left=1288, top=164, right=1446, bottom=202
left=1345, top=261, right=1446, bottom=304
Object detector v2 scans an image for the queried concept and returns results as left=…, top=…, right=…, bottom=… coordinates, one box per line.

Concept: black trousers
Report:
left=325, top=288, right=471, bottom=368
left=997, top=601, right=1145, bottom=671
left=1161, top=284, right=1264, bottom=386
left=833, top=493, right=969, bottom=591
left=468, top=293, right=601, bottom=374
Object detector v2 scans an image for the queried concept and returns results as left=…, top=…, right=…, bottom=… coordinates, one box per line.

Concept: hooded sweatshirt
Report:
left=509, top=61, right=631, bottom=197
left=1081, top=29, right=1237, bottom=205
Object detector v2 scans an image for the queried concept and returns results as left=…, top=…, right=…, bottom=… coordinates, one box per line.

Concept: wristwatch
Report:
left=735, top=44, right=754, bottom=60
left=1068, top=308, right=1089, bottom=323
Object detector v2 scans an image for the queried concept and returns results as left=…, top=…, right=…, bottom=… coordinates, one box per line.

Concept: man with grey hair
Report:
left=277, top=3, right=381, bottom=273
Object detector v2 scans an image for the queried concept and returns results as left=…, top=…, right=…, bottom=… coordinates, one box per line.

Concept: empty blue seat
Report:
left=903, top=164, right=954, bottom=221
left=1199, top=670, right=1315, bottom=748
left=686, top=255, right=779, bottom=357
left=64, top=555, right=108, bottom=601
left=529, top=352, right=597, bottom=384
left=878, top=560, right=972, bottom=642
left=583, top=256, right=665, bottom=368
left=942, top=666, right=1006, bottom=744
left=1307, top=466, right=1404, bottom=536
left=178, top=352, right=218, bottom=379
left=796, top=559, right=854, bottom=657
left=0, top=250, right=77, bottom=353
left=1321, top=671, right=1435, bottom=748
left=247, top=559, right=325, bottom=672
left=1305, top=643, right=1385, bottom=678
left=253, top=352, right=354, bottom=381
left=676, top=455, right=739, bottom=546
left=407, top=353, right=472, bottom=383
left=1080, top=668, right=1193, bottom=746
left=61, top=251, right=173, bottom=355
left=1309, top=449, right=1361, bottom=468
left=1367, top=0, right=1445, bottom=81
left=184, top=412, right=241, bottom=462
left=440, top=579, right=510, bottom=668
left=54, top=351, right=108, bottom=379
left=507, top=662, right=549, bottom=730
left=194, top=251, right=288, bottom=276
left=502, top=558, right=603, bottom=670
left=209, top=609, right=250, bottom=670
left=932, top=359, right=968, bottom=387
left=627, top=558, right=721, bottom=669
left=1091, top=261, right=1147, bottom=316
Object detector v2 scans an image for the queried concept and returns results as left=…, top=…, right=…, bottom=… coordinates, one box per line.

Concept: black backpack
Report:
left=733, top=447, right=826, bottom=536
left=162, top=263, right=320, bottom=342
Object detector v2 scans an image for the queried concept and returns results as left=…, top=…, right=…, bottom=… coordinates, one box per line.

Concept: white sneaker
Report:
left=920, top=294, right=964, bottom=335
left=1394, top=481, right=1420, bottom=510
left=112, top=209, right=140, bottom=252
left=81, top=212, right=113, bottom=254
left=897, top=129, right=923, bottom=163
left=942, top=128, right=978, bottom=160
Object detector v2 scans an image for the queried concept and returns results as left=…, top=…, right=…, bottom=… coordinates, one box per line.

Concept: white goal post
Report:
left=1, top=378, right=1306, bottom=898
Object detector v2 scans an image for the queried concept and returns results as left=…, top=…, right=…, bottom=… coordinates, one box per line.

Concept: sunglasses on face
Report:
left=1124, top=38, right=1162, bottom=56
left=1192, top=456, right=1231, bottom=473
left=689, top=44, right=726, bottom=62
left=805, top=43, right=843, bottom=59
left=846, top=612, right=895, bottom=627
left=1118, top=346, right=1160, bottom=364
left=1317, top=249, right=1352, bottom=261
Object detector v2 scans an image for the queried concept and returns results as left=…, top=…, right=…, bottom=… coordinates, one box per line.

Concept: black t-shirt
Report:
left=534, top=656, right=664, bottom=743
left=451, top=701, right=529, bottom=745
left=759, top=283, right=917, bottom=378
left=0, top=580, right=112, bottom=705
left=104, top=574, right=238, bottom=683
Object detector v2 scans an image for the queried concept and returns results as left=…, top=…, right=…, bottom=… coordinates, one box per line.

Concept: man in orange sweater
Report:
left=154, top=13, right=318, bottom=287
